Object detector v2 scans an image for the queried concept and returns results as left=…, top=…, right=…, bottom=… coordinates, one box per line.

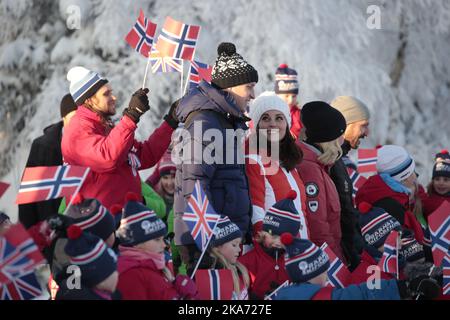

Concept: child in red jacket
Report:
left=422, top=150, right=450, bottom=219
left=116, top=193, right=197, bottom=300
left=239, top=191, right=301, bottom=299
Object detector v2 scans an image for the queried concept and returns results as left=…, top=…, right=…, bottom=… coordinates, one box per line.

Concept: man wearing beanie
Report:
left=173, top=42, right=258, bottom=272
left=329, top=96, right=371, bottom=271
left=296, top=101, right=347, bottom=262
left=18, top=94, right=78, bottom=260
left=62, top=66, right=179, bottom=211
left=274, top=64, right=302, bottom=139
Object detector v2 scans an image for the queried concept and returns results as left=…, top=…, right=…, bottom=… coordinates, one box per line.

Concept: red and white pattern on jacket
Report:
left=245, top=153, right=310, bottom=239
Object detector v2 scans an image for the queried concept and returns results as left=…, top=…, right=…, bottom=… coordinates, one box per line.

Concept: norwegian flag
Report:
left=377, top=230, right=400, bottom=276
left=320, top=242, right=351, bottom=288
left=357, top=148, right=378, bottom=173
left=125, top=9, right=157, bottom=58
left=155, top=16, right=200, bottom=61
left=443, top=253, right=450, bottom=295
left=428, top=201, right=450, bottom=266
left=347, top=167, right=367, bottom=203
left=16, top=165, right=90, bottom=205
left=0, top=181, right=10, bottom=198
left=149, top=47, right=183, bottom=73
left=264, top=280, right=290, bottom=300
left=195, top=269, right=234, bottom=300
left=188, top=60, right=212, bottom=90
left=0, top=224, right=46, bottom=286
left=183, top=180, right=221, bottom=251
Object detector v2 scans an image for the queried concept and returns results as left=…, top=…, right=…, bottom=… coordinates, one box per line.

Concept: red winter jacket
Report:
left=355, top=175, right=424, bottom=243
left=117, top=250, right=180, bottom=300
left=295, top=142, right=345, bottom=262
left=349, top=250, right=395, bottom=285
left=421, top=191, right=449, bottom=219
left=289, top=105, right=302, bottom=140
left=61, top=106, right=173, bottom=209
left=238, top=242, right=289, bottom=300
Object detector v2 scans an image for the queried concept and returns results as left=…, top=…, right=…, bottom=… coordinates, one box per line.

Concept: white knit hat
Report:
left=67, top=66, right=108, bottom=105
left=376, top=145, right=416, bottom=181
left=249, top=91, right=291, bottom=128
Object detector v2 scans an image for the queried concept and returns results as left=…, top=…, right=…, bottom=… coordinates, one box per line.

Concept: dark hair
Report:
left=256, top=126, right=303, bottom=171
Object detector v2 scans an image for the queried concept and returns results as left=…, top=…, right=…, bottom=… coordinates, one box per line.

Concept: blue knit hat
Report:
left=358, top=202, right=402, bottom=249
left=118, top=193, right=167, bottom=247
left=211, top=216, right=242, bottom=247
left=263, top=190, right=301, bottom=236
left=64, top=225, right=117, bottom=287
left=66, top=195, right=116, bottom=241
left=67, top=66, right=108, bottom=106
left=400, top=230, right=425, bottom=263
left=274, top=64, right=299, bottom=95
left=281, top=233, right=330, bottom=283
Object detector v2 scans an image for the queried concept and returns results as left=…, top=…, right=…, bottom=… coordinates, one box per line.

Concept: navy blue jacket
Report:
left=174, top=81, right=252, bottom=244
left=274, top=280, right=401, bottom=300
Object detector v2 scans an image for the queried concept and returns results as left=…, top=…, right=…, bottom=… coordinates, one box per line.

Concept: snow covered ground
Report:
left=1, top=0, right=449, bottom=221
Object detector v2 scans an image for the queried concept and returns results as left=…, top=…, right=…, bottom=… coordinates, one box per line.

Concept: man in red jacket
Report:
left=62, top=66, right=178, bottom=209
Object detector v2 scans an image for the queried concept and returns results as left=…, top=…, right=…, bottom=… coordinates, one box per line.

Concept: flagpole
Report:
left=190, top=220, right=219, bottom=280
left=142, top=54, right=152, bottom=89
left=183, top=61, right=191, bottom=95
left=180, top=60, right=184, bottom=99
left=62, top=167, right=90, bottom=216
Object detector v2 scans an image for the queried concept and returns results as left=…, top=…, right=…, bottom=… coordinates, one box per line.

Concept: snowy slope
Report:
left=1, top=0, right=449, bottom=221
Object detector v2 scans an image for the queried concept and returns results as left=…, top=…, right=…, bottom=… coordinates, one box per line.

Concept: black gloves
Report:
left=164, top=99, right=180, bottom=129
left=397, top=275, right=442, bottom=300
left=123, top=88, right=150, bottom=123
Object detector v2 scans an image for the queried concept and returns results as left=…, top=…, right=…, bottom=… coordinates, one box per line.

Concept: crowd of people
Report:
left=1, top=41, right=449, bottom=301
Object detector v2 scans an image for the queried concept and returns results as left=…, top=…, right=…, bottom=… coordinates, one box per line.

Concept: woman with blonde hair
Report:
left=296, top=101, right=347, bottom=262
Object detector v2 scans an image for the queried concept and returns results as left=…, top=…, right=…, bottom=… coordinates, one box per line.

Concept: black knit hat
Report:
left=301, top=101, right=347, bottom=143
left=432, top=161, right=450, bottom=179
left=211, top=42, right=258, bottom=89
left=60, top=94, right=78, bottom=118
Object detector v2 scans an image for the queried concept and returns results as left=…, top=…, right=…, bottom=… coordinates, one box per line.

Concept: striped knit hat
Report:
left=118, top=192, right=167, bottom=246
left=274, top=64, right=299, bottom=95
left=376, top=145, right=415, bottom=182
left=358, top=202, right=402, bottom=249
left=157, top=150, right=176, bottom=176
left=281, top=233, right=330, bottom=283
left=400, top=230, right=424, bottom=263
left=66, top=195, right=116, bottom=241
left=67, top=66, right=108, bottom=106
left=64, top=225, right=117, bottom=287
left=211, top=216, right=242, bottom=247
left=263, top=190, right=301, bottom=236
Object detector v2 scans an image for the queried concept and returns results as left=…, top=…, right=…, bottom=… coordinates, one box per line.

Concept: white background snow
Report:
left=1, top=0, right=449, bottom=221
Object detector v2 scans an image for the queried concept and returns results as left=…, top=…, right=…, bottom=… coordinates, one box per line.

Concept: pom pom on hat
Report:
left=110, top=204, right=122, bottom=216
left=67, top=225, right=83, bottom=240
left=278, top=63, right=289, bottom=69
left=281, top=232, right=294, bottom=246
left=125, top=192, right=140, bottom=202
left=286, top=190, right=297, bottom=200
left=217, top=42, right=236, bottom=56
left=440, top=149, right=449, bottom=154
left=358, top=202, right=372, bottom=214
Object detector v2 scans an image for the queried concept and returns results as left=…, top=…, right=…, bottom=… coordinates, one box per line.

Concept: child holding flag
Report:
left=116, top=193, right=197, bottom=300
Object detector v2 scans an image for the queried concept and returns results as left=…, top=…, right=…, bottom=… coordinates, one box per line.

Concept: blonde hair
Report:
left=210, top=247, right=250, bottom=297
left=317, top=138, right=343, bottom=165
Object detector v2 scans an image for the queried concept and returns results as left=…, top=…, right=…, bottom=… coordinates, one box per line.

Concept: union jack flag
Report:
left=0, top=181, right=9, bottom=198
left=377, top=230, right=400, bottom=276
left=428, top=201, right=450, bottom=266
left=125, top=9, right=157, bottom=58
left=357, top=148, right=378, bottom=173
left=155, top=16, right=200, bottom=61
left=264, top=280, right=290, bottom=300
left=347, top=167, right=367, bottom=203
left=16, top=165, right=90, bottom=205
left=188, top=60, right=212, bottom=90
left=320, top=242, right=351, bottom=288
left=195, top=269, right=234, bottom=300
left=183, top=180, right=221, bottom=251
left=0, top=270, right=43, bottom=300
left=149, top=47, right=183, bottom=73
left=0, top=224, right=45, bottom=286
left=443, top=253, right=450, bottom=295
